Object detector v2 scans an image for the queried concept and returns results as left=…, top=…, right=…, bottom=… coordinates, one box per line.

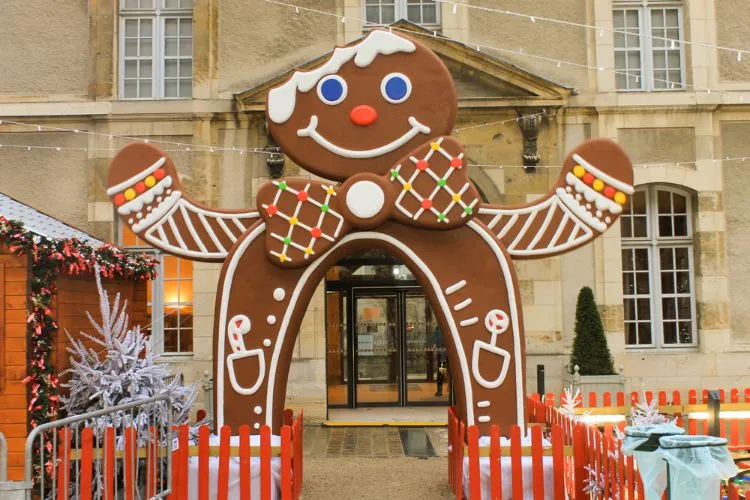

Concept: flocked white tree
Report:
left=61, top=267, right=203, bottom=439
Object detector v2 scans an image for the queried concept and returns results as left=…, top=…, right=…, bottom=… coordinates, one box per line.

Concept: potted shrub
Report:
left=564, top=286, right=624, bottom=398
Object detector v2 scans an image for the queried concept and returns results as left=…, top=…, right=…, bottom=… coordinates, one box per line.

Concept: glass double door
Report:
left=352, top=289, right=451, bottom=406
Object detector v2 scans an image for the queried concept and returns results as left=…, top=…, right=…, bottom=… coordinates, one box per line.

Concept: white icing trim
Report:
left=453, top=298, right=472, bottom=311
left=477, top=416, right=491, bottom=423
left=477, top=401, right=490, bottom=408
left=380, top=72, right=412, bottom=104
left=107, top=157, right=166, bottom=196
left=526, top=199, right=558, bottom=250
left=267, top=315, right=277, bottom=325
left=572, top=153, right=634, bottom=194
left=508, top=210, right=537, bottom=250
left=166, top=215, right=188, bottom=250
left=472, top=341, right=511, bottom=390
left=217, top=218, right=238, bottom=244
left=459, top=317, right=479, bottom=327
left=179, top=203, right=209, bottom=253
left=345, top=180, right=385, bottom=218
left=131, top=190, right=182, bottom=233
left=467, top=220, right=525, bottom=428
left=273, top=288, right=286, bottom=301
left=566, top=173, right=624, bottom=214
left=268, top=31, right=416, bottom=124
left=445, top=280, right=466, bottom=295
left=297, top=115, right=430, bottom=159
left=226, top=349, right=266, bottom=396
left=117, top=176, right=173, bottom=215
left=497, top=214, right=518, bottom=240
left=198, top=212, right=227, bottom=253
left=556, top=188, right=607, bottom=232
left=548, top=213, right=570, bottom=248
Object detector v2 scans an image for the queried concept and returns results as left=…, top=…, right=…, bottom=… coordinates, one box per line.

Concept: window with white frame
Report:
left=364, top=0, right=440, bottom=27
left=121, top=224, right=194, bottom=353
left=120, top=0, right=193, bottom=99
left=613, top=1, right=685, bottom=91
left=620, top=186, right=697, bottom=348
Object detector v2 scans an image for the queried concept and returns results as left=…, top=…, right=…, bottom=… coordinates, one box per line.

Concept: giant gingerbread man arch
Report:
left=108, top=30, right=633, bottom=436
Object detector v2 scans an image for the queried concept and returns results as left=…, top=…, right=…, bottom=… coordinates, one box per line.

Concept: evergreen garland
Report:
left=569, top=286, right=616, bottom=376
left=0, top=216, right=157, bottom=434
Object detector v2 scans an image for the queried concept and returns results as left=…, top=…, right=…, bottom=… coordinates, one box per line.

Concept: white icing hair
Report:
left=267, top=31, right=416, bottom=124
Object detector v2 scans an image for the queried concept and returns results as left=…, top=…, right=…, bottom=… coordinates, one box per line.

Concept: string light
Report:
left=433, top=0, right=750, bottom=58
left=261, top=0, right=733, bottom=96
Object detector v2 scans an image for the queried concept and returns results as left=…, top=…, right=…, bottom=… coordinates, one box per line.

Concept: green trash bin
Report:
left=655, top=435, right=739, bottom=499
left=621, top=423, right=685, bottom=500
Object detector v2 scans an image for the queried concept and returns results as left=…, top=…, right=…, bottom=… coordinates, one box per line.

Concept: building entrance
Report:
left=325, top=251, right=452, bottom=409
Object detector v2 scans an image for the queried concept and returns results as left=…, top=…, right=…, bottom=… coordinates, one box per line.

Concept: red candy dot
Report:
left=583, top=173, right=595, bottom=185
left=153, top=168, right=166, bottom=180
left=421, top=199, right=433, bottom=210
left=135, top=181, right=147, bottom=194
left=603, top=186, right=615, bottom=199
left=297, top=191, right=309, bottom=202
left=450, top=157, right=463, bottom=168
left=114, top=193, right=126, bottom=206
left=310, top=227, right=322, bottom=238
left=266, top=204, right=278, bottom=216
left=416, top=160, right=428, bottom=171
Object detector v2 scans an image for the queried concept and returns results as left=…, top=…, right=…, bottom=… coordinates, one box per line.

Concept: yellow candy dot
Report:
left=305, top=247, right=314, bottom=255
left=593, top=179, right=604, bottom=192
left=279, top=253, right=288, bottom=262
left=614, top=192, right=627, bottom=205
left=430, top=142, right=440, bottom=151
left=573, top=165, right=586, bottom=178
left=452, top=193, right=461, bottom=202
left=326, top=186, right=335, bottom=195
left=145, top=175, right=156, bottom=188
left=289, top=217, right=298, bottom=226
left=124, top=188, right=136, bottom=201
left=403, top=183, right=412, bottom=191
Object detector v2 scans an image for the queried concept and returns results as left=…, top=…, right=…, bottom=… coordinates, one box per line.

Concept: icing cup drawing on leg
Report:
left=107, top=28, right=633, bottom=437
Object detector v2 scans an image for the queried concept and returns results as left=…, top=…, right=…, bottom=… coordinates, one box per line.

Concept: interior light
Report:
left=689, top=411, right=750, bottom=420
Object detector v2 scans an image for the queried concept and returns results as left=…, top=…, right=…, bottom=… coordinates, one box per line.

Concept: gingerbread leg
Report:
left=215, top=220, right=525, bottom=436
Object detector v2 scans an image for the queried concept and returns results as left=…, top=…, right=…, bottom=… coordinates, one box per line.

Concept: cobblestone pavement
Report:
left=303, top=425, right=449, bottom=458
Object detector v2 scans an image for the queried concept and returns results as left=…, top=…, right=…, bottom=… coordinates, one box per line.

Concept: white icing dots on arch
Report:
left=254, top=406, right=263, bottom=415
left=267, top=315, right=277, bottom=325
left=254, top=423, right=260, bottom=430
left=263, top=338, right=272, bottom=347
left=273, top=288, right=286, bottom=302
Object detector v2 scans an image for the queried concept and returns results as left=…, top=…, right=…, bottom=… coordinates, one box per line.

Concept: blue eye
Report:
left=317, top=75, right=347, bottom=105
left=381, top=73, right=412, bottom=104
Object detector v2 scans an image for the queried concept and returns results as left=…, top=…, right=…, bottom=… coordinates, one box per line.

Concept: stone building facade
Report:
left=0, top=0, right=748, bottom=413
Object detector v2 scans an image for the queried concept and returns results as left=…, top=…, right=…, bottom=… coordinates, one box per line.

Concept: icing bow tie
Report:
left=257, top=137, right=480, bottom=267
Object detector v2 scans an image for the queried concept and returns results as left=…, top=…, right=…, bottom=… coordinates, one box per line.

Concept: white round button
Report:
left=346, top=180, right=385, bottom=219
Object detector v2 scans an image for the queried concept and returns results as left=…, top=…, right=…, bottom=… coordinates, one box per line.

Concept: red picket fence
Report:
left=53, top=409, right=303, bottom=500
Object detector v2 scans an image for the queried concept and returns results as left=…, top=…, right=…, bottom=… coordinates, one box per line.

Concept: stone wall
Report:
left=716, top=0, right=750, bottom=81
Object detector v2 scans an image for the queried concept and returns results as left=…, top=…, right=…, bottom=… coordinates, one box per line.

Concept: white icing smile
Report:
left=297, top=115, right=430, bottom=159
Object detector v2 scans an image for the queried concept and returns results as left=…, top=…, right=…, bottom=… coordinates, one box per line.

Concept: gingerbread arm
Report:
left=108, top=143, right=259, bottom=262
left=475, top=138, right=634, bottom=259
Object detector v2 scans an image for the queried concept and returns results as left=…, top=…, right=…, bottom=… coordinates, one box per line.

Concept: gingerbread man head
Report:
left=266, top=30, right=457, bottom=181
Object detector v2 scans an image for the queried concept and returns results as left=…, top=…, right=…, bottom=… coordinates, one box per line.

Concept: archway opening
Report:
left=323, top=249, right=455, bottom=417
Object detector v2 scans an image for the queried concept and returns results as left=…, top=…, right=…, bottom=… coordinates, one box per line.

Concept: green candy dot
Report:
left=283, top=237, right=292, bottom=245
left=437, top=178, right=447, bottom=187
left=438, top=213, right=446, bottom=221
left=390, top=170, right=399, bottom=179
left=464, top=206, right=473, bottom=215
left=278, top=181, right=287, bottom=190
left=321, top=204, right=329, bottom=213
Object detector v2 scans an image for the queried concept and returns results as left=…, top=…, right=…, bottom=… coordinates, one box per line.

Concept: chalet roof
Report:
left=0, top=192, right=105, bottom=246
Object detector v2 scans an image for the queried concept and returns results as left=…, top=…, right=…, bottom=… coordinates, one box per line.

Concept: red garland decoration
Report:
left=0, top=216, right=157, bottom=434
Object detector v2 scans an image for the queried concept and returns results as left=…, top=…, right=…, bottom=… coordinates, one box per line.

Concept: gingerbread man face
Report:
left=267, top=31, right=457, bottom=181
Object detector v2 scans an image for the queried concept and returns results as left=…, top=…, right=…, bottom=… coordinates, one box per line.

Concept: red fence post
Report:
left=489, top=425, right=502, bottom=500
left=510, top=425, right=523, bottom=499
left=468, top=426, right=481, bottom=500
left=551, top=426, right=564, bottom=500
left=80, top=427, right=94, bottom=500
left=261, top=425, right=272, bottom=500
left=217, top=425, right=231, bottom=500
left=239, top=425, right=251, bottom=499
left=147, top=425, right=157, bottom=499
left=572, top=424, right=587, bottom=500
left=57, top=428, right=70, bottom=500
left=531, top=425, right=544, bottom=500
left=104, top=427, right=114, bottom=500
left=281, top=425, right=293, bottom=500
left=124, top=426, right=135, bottom=500
left=198, top=425, right=210, bottom=500
left=456, top=422, right=465, bottom=500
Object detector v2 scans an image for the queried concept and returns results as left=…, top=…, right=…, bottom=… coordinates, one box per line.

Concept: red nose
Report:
left=350, top=105, right=378, bottom=126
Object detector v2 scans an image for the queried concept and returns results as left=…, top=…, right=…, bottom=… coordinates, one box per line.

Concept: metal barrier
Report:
left=24, top=395, right=173, bottom=499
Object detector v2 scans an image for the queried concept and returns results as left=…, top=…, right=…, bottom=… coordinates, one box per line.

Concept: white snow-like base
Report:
left=186, top=434, right=283, bottom=500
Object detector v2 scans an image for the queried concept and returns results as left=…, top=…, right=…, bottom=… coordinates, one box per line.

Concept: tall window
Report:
left=119, top=0, right=193, bottom=99
left=364, top=0, right=439, bottom=26
left=620, top=186, right=697, bottom=348
left=613, top=1, right=685, bottom=91
left=121, top=225, right=194, bottom=354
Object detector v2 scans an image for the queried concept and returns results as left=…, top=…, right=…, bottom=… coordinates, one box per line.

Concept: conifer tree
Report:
left=569, top=286, right=615, bottom=375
